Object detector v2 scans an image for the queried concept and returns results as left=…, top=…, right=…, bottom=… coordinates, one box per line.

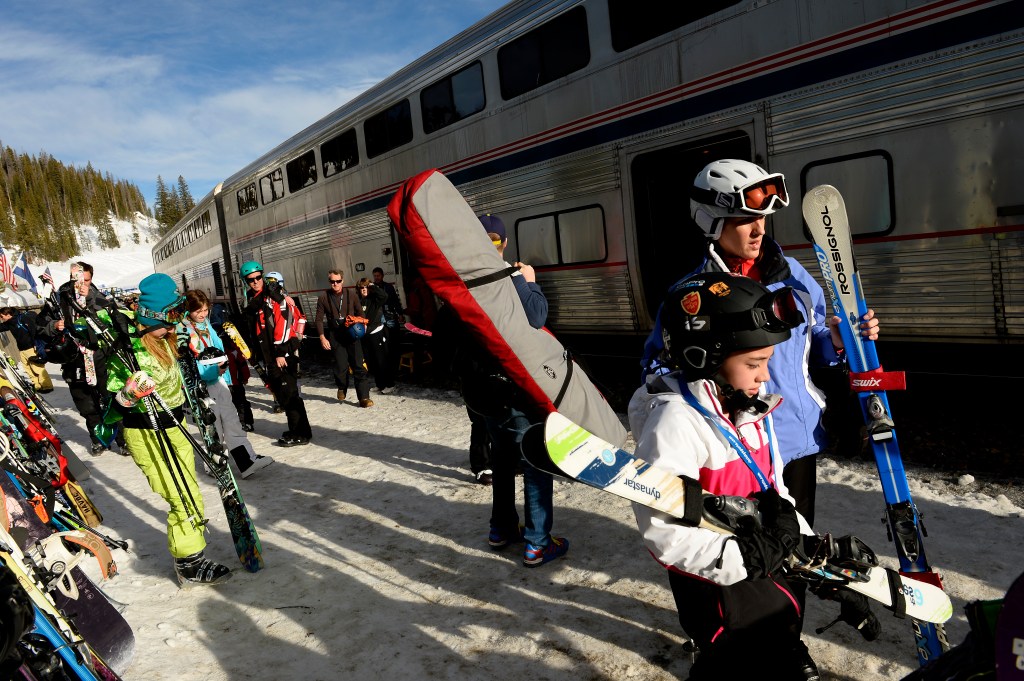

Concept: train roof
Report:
left=219, top=0, right=569, bottom=189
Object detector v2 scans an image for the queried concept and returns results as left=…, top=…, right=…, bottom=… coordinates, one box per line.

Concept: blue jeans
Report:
left=483, top=406, right=553, bottom=547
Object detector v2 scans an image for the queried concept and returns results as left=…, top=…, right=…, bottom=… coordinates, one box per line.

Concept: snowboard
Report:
left=0, top=364, right=91, bottom=482
left=1, top=488, right=125, bottom=680
left=222, top=321, right=275, bottom=400
left=177, top=345, right=264, bottom=573
left=1, top=473, right=135, bottom=675
left=803, top=184, right=949, bottom=663
left=533, top=412, right=952, bottom=624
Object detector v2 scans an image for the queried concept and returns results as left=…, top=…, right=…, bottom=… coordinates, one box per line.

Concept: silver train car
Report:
left=153, top=0, right=1024, bottom=349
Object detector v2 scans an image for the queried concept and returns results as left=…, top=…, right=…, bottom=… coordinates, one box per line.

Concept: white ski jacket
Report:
left=628, top=373, right=812, bottom=585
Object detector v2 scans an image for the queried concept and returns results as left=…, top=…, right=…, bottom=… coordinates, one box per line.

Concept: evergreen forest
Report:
left=0, top=143, right=196, bottom=262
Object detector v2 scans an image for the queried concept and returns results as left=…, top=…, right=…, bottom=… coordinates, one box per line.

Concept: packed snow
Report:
left=42, top=363, right=1024, bottom=681
left=9, top=225, right=1022, bottom=679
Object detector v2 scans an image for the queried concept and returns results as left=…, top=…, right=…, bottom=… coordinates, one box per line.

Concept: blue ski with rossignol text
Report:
left=803, top=184, right=949, bottom=665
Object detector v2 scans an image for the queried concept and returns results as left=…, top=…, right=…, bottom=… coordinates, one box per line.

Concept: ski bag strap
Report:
left=464, top=266, right=517, bottom=290
left=551, top=350, right=574, bottom=410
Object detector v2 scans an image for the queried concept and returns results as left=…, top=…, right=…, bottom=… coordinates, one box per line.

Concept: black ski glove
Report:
left=814, top=587, right=882, bottom=641
left=735, top=527, right=793, bottom=579
left=752, top=488, right=802, bottom=550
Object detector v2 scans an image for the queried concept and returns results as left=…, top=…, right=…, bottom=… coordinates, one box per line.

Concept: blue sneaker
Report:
left=523, top=536, right=569, bottom=567
left=488, top=525, right=525, bottom=548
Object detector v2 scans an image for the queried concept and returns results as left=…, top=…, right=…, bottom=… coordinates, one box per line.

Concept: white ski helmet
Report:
left=690, top=159, right=789, bottom=240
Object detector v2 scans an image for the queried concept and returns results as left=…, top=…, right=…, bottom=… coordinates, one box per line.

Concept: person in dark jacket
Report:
left=355, top=278, right=396, bottom=394
left=38, top=262, right=124, bottom=454
left=0, top=306, right=53, bottom=392
left=240, top=260, right=311, bottom=446
left=314, top=269, right=372, bottom=407
left=444, top=214, right=567, bottom=567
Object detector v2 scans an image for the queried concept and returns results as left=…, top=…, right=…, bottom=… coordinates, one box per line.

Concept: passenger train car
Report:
left=153, top=0, right=1024, bottom=354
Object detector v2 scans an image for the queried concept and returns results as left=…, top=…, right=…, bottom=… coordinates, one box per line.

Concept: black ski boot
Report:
left=791, top=641, right=821, bottom=681
left=174, top=552, right=232, bottom=586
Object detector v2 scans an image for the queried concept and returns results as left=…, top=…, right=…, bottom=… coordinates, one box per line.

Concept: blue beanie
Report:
left=478, top=214, right=506, bottom=242
left=137, top=273, right=184, bottom=327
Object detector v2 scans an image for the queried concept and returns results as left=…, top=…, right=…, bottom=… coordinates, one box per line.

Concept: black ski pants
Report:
left=267, top=356, right=311, bottom=439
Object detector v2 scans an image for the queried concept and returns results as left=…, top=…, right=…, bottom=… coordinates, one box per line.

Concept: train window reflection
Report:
left=608, top=0, right=741, bottom=52
left=422, top=61, right=485, bottom=134
left=365, top=100, right=413, bottom=159
left=237, top=183, right=258, bottom=215
left=322, top=129, right=359, bottom=178
left=518, top=215, right=558, bottom=265
left=802, top=152, right=894, bottom=237
left=517, top=205, right=606, bottom=266
left=498, top=6, right=589, bottom=100
left=287, top=150, right=318, bottom=193
left=260, top=168, right=285, bottom=205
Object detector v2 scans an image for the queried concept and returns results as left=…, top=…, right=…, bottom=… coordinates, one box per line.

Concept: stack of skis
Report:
left=0, top=347, right=135, bottom=680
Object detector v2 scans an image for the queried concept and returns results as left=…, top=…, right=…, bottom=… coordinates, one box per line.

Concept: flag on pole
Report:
left=0, top=246, right=13, bottom=289
left=13, top=252, right=37, bottom=294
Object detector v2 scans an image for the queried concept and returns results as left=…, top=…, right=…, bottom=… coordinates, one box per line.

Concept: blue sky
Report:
left=0, top=0, right=506, bottom=213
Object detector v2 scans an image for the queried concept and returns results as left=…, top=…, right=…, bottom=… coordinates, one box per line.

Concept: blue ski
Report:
left=803, top=184, right=949, bottom=664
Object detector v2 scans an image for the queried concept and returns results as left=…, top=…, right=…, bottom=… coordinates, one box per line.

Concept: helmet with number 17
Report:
left=690, top=159, right=789, bottom=240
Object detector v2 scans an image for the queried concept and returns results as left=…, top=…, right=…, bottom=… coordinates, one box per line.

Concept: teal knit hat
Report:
left=136, top=273, right=185, bottom=328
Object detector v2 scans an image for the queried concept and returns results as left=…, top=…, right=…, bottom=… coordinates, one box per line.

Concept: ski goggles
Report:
left=712, top=286, right=803, bottom=333
left=751, top=286, right=803, bottom=331
left=692, top=173, right=790, bottom=215
left=137, top=298, right=186, bottom=325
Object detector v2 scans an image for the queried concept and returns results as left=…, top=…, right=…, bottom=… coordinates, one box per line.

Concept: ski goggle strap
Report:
left=691, top=173, right=789, bottom=215
left=137, top=298, right=186, bottom=324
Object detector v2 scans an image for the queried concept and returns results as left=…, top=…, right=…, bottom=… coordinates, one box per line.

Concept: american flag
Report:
left=0, top=246, right=12, bottom=287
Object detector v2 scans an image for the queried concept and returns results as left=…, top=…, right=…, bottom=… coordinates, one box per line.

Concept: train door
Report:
left=628, top=131, right=752, bottom=322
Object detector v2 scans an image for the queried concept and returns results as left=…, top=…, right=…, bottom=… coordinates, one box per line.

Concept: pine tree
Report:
left=177, top=175, right=195, bottom=214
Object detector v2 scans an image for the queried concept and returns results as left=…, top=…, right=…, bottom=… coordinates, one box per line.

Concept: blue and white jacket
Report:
left=640, top=239, right=841, bottom=466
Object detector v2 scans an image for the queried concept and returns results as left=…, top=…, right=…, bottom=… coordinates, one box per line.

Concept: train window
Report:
left=237, top=183, right=258, bottom=215
left=322, top=129, right=359, bottom=178
left=608, top=0, right=742, bottom=52
left=516, top=205, right=606, bottom=266
left=364, top=100, right=413, bottom=159
left=518, top=215, right=559, bottom=265
left=421, top=61, right=485, bottom=134
left=201, top=211, right=211, bottom=234
left=286, top=150, right=318, bottom=193
left=802, top=151, right=894, bottom=237
left=498, top=6, right=590, bottom=101
left=260, top=168, right=285, bottom=205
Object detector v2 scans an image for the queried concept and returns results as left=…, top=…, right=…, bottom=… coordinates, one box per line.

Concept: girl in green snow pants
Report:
left=107, top=328, right=207, bottom=559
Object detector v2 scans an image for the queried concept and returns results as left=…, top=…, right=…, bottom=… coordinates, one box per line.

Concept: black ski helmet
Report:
left=660, top=272, right=803, bottom=380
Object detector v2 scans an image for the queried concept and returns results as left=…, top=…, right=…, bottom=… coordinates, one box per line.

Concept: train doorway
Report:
left=630, top=131, right=752, bottom=321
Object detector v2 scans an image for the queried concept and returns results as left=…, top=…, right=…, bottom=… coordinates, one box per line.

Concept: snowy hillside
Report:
left=35, top=212, right=162, bottom=291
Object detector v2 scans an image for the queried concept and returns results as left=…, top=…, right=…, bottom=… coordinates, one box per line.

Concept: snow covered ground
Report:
left=42, top=365, right=1024, bottom=681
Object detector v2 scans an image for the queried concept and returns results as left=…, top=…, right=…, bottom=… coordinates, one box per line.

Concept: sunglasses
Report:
left=245, top=275, right=263, bottom=284
left=329, top=279, right=343, bottom=284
